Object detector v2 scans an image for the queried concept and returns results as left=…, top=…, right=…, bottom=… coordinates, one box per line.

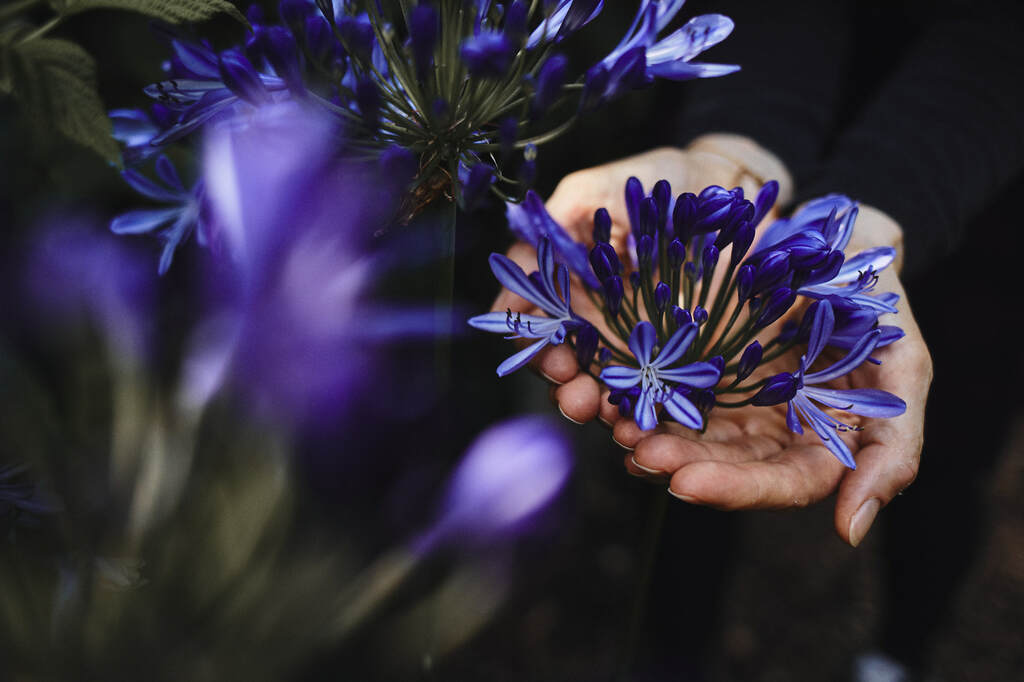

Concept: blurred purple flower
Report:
left=195, top=102, right=438, bottom=425
left=418, top=416, right=573, bottom=550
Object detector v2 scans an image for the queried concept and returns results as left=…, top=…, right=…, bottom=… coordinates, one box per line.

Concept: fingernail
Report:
left=631, top=456, right=662, bottom=475
left=611, top=435, right=634, bottom=452
left=668, top=488, right=700, bottom=504
left=557, top=404, right=584, bottom=425
left=849, top=498, right=881, bottom=547
left=539, top=370, right=564, bottom=386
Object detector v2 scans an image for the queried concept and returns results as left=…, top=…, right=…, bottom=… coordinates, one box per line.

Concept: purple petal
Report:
left=647, top=14, right=735, bottom=63
left=600, top=364, right=643, bottom=389
left=652, top=322, right=697, bottom=368
left=497, top=338, right=550, bottom=376
left=662, top=390, right=702, bottom=429
left=628, top=321, right=657, bottom=365
left=794, top=395, right=856, bottom=469
left=110, top=208, right=181, bottom=234
left=802, top=387, right=907, bottom=418
left=806, top=299, right=835, bottom=367
left=805, top=329, right=881, bottom=384
left=658, top=361, right=721, bottom=389
left=831, top=247, right=896, bottom=285
left=633, top=389, right=659, bottom=430
left=488, top=253, right=562, bottom=315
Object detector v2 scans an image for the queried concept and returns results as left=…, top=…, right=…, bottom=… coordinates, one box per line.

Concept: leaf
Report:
left=9, top=38, right=122, bottom=165
left=52, top=0, right=247, bottom=25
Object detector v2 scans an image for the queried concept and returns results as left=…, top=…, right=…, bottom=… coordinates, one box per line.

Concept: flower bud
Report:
left=673, top=192, right=697, bottom=243
left=693, top=306, right=709, bottom=325
left=673, top=306, right=692, bottom=327
left=410, top=3, right=439, bottom=80
left=751, top=373, right=800, bottom=406
left=589, top=242, right=619, bottom=281
left=576, top=324, right=599, bottom=368
left=754, top=287, right=796, bottom=328
left=637, top=234, right=655, bottom=270
left=593, top=208, right=612, bottom=244
left=736, top=341, right=763, bottom=382
left=532, top=53, right=569, bottom=118
left=736, top=264, right=755, bottom=302
left=603, top=275, right=624, bottom=318
left=668, top=239, right=686, bottom=269
left=218, top=49, right=270, bottom=104
left=638, top=197, right=659, bottom=238
left=730, top=222, right=755, bottom=267
left=702, top=244, right=719, bottom=273
left=654, top=281, right=671, bottom=313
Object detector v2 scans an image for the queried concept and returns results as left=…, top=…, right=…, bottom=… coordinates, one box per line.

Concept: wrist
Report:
left=685, top=133, right=795, bottom=206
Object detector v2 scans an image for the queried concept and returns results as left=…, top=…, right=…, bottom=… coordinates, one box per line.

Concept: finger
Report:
left=624, top=453, right=669, bottom=480
left=667, top=446, right=845, bottom=510
left=554, top=373, right=602, bottom=424
left=598, top=390, right=620, bottom=427
left=631, top=430, right=783, bottom=475
left=833, top=417, right=923, bottom=547
left=532, top=343, right=579, bottom=385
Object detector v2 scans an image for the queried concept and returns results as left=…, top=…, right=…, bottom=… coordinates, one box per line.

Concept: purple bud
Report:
left=218, top=49, right=270, bottom=104
left=460, top=32, right=515, bottom=78
left=693, top=306, right=709, bottom=325
left=598, top=347, right=612, bottom=365
left=690, top=388, right=716, bottom=414
left=637, top=234, right=655, bottom=270
left=304, top=14, right=336, bottom=64
left=589, top=242, right=618, bottom=281
left=653, top=180, right=672, bottom=233
left=624, top=177, right=644, bottom=235
left=786, top=231, right=830, bottom=269
left=355, top=76, right=381, bottom=126
left=702, top=244, right=719, bottom=273
left=593, top=208, right=612, bottom=244
left=668, top=239, right=686, bottom=269
left=629, top=270, right=642, bottom=290
left=730, top=222, right=756, bottom=267
left=619, top=396, right=633, bottom=418
left=460, top=163, right=497, bottom=211
left=684, top=261, right=699, bottom=284
left=338, top=14, right=375, bottom=62
left=638, top=197, right=658, bottom=238
left=505, top=1, right=529, bottom=41
left=754, top=287, right=796, bottom=328
left=736, top=264, right=755, bottom=302
left=777, top=320, right=800, bottom=344
left=714, top=201, right=753, bottom=249
left=800, top=249, right=845, bottom=288
left=751, top=250, right=792, bottom=294
left=673, top=192, right=697, bottom=243
left=580, top=63, right=609, bottom=110
left=751, top=373, right=800, bottom=406
left=673, top=306, right=692, bottom=327
left=254, top=26, right=304, bottom=94
left=603, top=275, right=624, bottom=317
left=655, top=281, right=671, bottom=313
left=532, top=53, right=568, bottom=117
left=576, top=324, right=599, bottom=368
left=709, top=355, right=725, bottom=374
left=410, top=4, right=439, bottom=79
left=736, top=341, right=763, bottom=381
left=751, top=180, right=779, bottom=226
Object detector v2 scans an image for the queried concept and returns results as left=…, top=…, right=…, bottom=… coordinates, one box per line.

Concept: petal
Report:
left=467, top=311, right=513, bottom=334
left=646, top=60, right=741, bottom=80
left=658, top=361, right=721, bottom=389
left=600, top=365, right=643, bottom=389
left=802, top=386, right=907, bottom=418
left=806, top=299, right=835, bottom=367
left=488, top=252, right=561, bottom=314
left=110, top=208, right=181, bottom=234
left=806, top=329, right=882, bottom=384
left=628, top=320, right=657, bottom=365
left=662, top=390, right=703, bottom=429
left=647, top=14, right=735, bottom=63
left=794, top=395, right=856, bottom=469
left=652, top=322, right=697, bottom=368
left=830, top=247, right=896, bottom=285
left=633, top=389, right=659, bottom=430
left=121, top=169, right=183, bottom=203
left=786, top=400, right=803, bottom=434
left=497, top=338, right=550, bottom=377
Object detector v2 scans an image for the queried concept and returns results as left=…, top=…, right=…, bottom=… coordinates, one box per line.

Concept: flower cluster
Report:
left=471, top=179, right=907, bottom=467
left=108, top=0, right=738, bottom=272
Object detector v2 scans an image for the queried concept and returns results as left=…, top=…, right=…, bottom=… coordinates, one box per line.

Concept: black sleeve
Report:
left=795, top=1, right=1024, bottom=280
left=674, top=0, right=858, bottom=188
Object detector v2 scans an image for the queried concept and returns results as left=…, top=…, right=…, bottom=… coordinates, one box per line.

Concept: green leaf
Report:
left=9, top=38, right=121, bottom=165
left=52, top=0, right=247, bottom=25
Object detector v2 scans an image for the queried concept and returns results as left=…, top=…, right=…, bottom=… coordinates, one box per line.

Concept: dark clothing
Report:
left=678, top=0, right=1024, bottom=280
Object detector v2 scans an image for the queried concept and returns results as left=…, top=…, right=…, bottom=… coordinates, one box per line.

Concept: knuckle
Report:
left=892, top=457, right=919, bottom=493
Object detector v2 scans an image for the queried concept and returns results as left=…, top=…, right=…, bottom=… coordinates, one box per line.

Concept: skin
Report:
left=491, top=143, right=933, bottom=547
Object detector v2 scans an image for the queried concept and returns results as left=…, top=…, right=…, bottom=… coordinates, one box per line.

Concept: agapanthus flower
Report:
left=109, top=0, right=739, bottom=269
left=472, top=175, right=907, bottom=465
left=751, top=300, right=906, bottom=467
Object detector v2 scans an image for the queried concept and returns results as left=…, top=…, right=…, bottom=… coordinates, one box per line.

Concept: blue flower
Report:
left=583, top=2, right=738, bottom=106
left=468, top=238, right=588, bottom=376
left=111, top=156, right=208, bottom=275
left=752, top=299, right=906, bottom=468
left=460, top=31, right=516, bottom=77
left=600, top=320, right=721, bottom=430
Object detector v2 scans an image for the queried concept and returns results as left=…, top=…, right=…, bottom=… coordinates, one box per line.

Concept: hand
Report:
left=618, top=206, right=931, bottom=547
